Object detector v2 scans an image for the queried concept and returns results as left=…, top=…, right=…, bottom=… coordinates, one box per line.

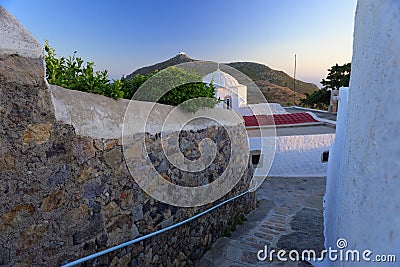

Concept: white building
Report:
left=202, top=69, right=248, bottom=112
left=203, top=68, right=334, bottom=181
left=202, top=69, right=287, bottom=116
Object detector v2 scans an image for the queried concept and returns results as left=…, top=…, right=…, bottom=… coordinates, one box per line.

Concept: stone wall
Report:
left=0, top=52, right=256, bottom=267
left=0, top=8, right=256, bottom=266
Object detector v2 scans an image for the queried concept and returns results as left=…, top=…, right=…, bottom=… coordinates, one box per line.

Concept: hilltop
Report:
left=126, top=54, right=319, bottom=105
left=227, top=62, right=318, bottom=95
left=126, top=53, right=195, bottom=79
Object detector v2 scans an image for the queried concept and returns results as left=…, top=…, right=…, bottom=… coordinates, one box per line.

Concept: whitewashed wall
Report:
left=249, top=134, right=335, bottom=177
left=323, top=88, right=349, bottom=258
left=323, top=0, right=400, bottom=265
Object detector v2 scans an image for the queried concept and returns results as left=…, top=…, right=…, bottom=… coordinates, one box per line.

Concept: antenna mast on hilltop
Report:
left=293, top=54, right=297, bottom=104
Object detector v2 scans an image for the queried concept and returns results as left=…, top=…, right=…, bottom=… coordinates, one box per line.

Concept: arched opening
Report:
left=224, top=96, right=232, bottom=110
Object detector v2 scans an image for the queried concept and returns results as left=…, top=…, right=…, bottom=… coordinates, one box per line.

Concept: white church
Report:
left=202, top=67, right=282, bottom=179
left=202, top=68, right=287, bottom=116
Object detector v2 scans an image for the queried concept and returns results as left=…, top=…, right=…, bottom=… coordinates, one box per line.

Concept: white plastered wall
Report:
left=323, top=1, right=400, bottom=265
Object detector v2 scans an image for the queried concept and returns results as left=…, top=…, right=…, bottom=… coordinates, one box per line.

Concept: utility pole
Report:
left=293, top=54, right=297, bottom=105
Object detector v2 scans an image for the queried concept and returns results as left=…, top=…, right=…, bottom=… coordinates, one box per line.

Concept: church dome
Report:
left=203, top=70, right=241, bottom=88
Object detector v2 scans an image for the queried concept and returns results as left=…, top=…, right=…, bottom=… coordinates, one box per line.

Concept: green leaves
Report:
left=300, top=89, right=331, bottom=109
left=321, top=63, right=351, bottom=90
left=44, top=42, right=218, bottom=112
left=300, top=62, right=350, bottom=109
left=131, top=67, right=218, bottom=113
left=45, top=41, right=120, bottom=98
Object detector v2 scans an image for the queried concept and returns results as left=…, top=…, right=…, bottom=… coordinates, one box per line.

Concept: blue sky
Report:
left=1, top=0, right=357, bottom=86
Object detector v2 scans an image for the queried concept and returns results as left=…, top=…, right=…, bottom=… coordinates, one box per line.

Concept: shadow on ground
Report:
left=197, top=176, right=326, bottom=267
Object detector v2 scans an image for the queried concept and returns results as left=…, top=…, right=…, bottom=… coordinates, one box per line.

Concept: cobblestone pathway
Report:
left=197, top=177, right=325, bottom=267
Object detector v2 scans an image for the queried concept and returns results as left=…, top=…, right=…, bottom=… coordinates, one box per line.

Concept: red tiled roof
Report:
left=243, top=112, right=319, bottom=127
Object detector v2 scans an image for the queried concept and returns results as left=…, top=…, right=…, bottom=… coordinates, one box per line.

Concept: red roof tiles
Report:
left=243, top=112, right=319, bottom=127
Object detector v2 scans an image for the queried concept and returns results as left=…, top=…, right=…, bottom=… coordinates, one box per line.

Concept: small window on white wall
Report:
left=250, top=150, right=263, bottom=168
left=224, top=96, right=232, bottom=110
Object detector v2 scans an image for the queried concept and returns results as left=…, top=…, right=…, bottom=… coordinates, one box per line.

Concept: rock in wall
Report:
left=0, top=6, right=256, bottom=266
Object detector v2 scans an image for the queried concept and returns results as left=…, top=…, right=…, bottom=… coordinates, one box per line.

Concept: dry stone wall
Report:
left=0, top=54, right=256, bottom=267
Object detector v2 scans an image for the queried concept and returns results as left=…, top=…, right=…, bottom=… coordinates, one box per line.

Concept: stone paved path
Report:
left=196, top=176, right=325, bottom=267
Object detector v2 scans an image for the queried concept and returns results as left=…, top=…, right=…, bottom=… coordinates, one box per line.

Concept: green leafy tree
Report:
left=131, top=67, right=218, bottom=113
left=321, top=63, right=351, bottom=90
left=120, top=72, right=154, bottom=100
left=44, top=41, right=122, bottom=98
left=45, top=42, right=218, bottom=112
left=300, top=62, right=351, bottom=109
left=300, top=89, right=331, bottom=109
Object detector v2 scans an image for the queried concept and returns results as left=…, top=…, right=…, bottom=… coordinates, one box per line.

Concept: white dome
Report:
left=202, top=70, right=241, bottom=88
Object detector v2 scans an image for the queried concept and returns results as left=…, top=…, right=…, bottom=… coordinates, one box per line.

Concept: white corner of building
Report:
left=0, top=6, right=44, bottom=58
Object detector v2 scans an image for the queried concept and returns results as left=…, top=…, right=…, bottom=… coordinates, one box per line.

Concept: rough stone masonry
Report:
left=0, top=6, right=256, bottom=267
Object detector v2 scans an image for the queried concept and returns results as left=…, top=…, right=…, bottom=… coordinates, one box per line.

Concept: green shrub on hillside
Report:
left=132, top=67, right=218, bottom=113
left=44, top=42, right=218, bottom=112
left=300, top=89, right=331, bottom=110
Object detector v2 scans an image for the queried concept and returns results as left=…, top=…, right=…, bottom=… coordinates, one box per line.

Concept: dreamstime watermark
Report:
left=257, top=238, right=397, bottom=263
left=121, top=61, right=277, bottom=207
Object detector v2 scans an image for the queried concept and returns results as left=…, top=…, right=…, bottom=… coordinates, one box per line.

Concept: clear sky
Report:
left=1, top=0, right=357, bottom=87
